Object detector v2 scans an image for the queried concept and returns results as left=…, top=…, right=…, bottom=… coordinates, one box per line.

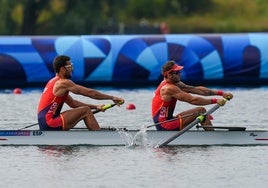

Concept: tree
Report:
left=20, top=0, right=50, bottom=35
left=0, top=0, right=17, bottom=34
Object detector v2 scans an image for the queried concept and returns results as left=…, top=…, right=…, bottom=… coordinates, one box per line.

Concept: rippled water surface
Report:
left=0, top=87, right=268, bottom=188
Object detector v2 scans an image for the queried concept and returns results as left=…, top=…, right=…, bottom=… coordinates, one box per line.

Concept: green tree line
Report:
left=0, top=0, right=268, bottom=35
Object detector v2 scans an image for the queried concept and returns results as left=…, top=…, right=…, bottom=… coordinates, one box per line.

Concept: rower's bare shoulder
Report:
left=56, top=79, right=76, bottom=89
left=162, top=83, right=180, bottom=95
left=54, top=79, right=75, bottom=94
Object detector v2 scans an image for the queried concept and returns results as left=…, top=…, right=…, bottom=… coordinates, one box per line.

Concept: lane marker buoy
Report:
left=13, top=88, right=22, bottom=94
left=126, top=103, right=136, bottom=110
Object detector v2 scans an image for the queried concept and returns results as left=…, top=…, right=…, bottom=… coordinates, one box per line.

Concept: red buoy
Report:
left=13, top=88, right=22, bottom=94
left=126, top=103, right=136, bottom=110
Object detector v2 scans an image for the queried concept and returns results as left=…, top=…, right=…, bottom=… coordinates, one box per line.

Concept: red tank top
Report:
left=37, top=76, right=68, bottom=118
left=152, top=81, right=177, bottom=122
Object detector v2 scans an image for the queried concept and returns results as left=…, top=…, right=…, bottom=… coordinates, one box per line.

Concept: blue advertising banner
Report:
left=1, top=33, right=268, bottom=87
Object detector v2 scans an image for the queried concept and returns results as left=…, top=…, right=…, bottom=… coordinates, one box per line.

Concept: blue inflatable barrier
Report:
left=1, top=33, right=268, bottom=88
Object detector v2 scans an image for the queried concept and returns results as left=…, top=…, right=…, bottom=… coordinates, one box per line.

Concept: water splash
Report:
left=118, top=125, right=148, bottom=147
left=118, top=128, right=134, bottom=146
left=131, top=125, right=148, bottom=147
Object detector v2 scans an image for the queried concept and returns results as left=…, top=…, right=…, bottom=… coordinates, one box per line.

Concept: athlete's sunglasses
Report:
left=64, top=63, right=73, bottom=70
left=169, top=70, right=180, bottom=75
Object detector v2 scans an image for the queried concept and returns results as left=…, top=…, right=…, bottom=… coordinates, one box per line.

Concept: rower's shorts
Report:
left=38, top=114, right=65, bottom=130
left=155, top=115, right=183, bottom=131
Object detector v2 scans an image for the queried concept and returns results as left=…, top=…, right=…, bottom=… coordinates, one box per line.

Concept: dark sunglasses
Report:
left=169, top=71, right=180, bottom=75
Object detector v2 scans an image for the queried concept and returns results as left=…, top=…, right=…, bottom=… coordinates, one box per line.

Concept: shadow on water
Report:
left=37, top=146, right=80, bottom=157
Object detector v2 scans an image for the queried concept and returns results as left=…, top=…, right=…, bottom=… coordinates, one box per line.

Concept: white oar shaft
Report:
left=155, top=103, right=221, bottom=148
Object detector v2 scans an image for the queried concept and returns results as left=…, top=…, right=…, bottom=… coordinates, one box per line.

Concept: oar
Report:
left=18, top=122, right=39, bottom=130
left=155, top=101, right=225, bottom=148
left=145, top=113, right=196, bottom=129
left=18, top=102, right=122, bottom=130
left=92, top=102, right=123, bottom=114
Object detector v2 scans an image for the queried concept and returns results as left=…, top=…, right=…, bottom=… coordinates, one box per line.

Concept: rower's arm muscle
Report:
left=167, top=86, right=212, bottom=105
left=178, top=82, right=217, bottom=96
left=60, top=80, right=113, bottom=100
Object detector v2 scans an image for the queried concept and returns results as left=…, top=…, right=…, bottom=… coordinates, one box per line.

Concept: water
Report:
left=0, top=87, right=268, bottom=188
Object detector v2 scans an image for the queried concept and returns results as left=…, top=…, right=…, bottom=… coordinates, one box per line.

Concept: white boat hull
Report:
left=0, top=129, right=268, bottom=146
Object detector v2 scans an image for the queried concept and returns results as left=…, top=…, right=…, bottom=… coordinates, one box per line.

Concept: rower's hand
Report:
left=217, top=99, right=226, bottom=106
left=223, top=92, right=233, bottom=100
left=112, top=97, right=124, bottom=106
left=97, top=104, right=106, bottom=112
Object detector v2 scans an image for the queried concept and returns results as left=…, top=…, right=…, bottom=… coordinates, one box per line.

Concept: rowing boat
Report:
left=0, top=127, right=267, bottom=146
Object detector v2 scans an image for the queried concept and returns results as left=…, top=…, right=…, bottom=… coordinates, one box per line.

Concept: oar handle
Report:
left=92, top=104, right=116, bottom=114
left=92, top=100, right=124, bottom=114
